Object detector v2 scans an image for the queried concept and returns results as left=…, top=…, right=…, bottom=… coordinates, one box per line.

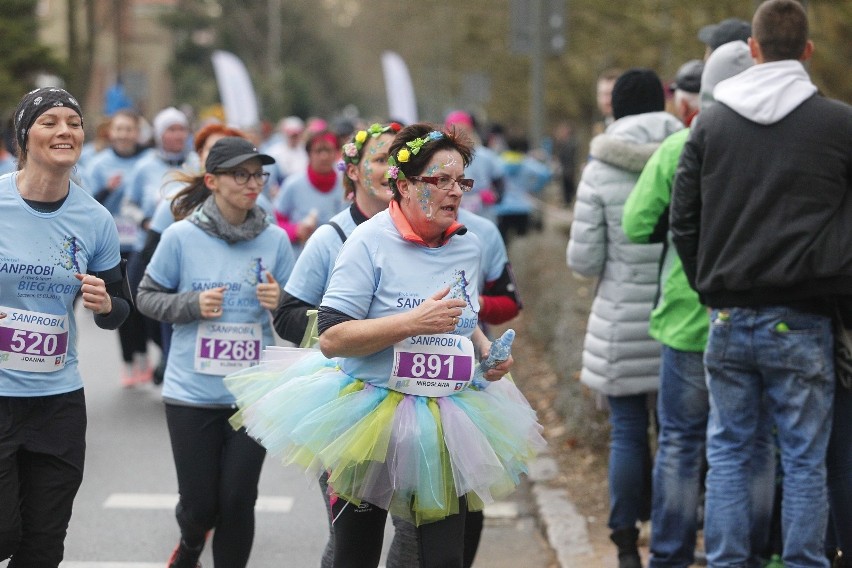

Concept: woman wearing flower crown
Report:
left=272, top=122, right=402, bottom=350
left=226, top=123, right=544, bottom=568
left=270, top=121, right=402, bottom=567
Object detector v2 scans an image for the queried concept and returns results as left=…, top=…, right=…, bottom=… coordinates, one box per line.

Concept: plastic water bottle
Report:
left=472, top=329, right=515, bottom=389
left=481, top=329, right=515, bottom=371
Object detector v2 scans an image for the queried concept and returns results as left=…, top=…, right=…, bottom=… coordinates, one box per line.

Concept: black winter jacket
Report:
left=670, top=94, right=852, bottom=309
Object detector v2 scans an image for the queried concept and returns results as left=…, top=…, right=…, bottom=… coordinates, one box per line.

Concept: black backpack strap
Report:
left=327, top=221, right=347, bottom=243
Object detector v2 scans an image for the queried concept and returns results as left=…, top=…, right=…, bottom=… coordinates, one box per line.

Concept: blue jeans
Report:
left=703, top=307, right=834, bottom=568
left=827, top=381, right=852, bottom=556
left=649, top=347, right=709, bottom=567
left=649, top=346, right=775, bottom=568
left=607, top=393, right=653, bottom=531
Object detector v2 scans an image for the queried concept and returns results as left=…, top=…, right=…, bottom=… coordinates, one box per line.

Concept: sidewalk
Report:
left=528, top=454, right=598, bottom=567
left=505, top=203, right=639, bottom=568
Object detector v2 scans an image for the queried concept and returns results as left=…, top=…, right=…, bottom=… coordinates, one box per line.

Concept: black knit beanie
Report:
left=611, top=69, right=665, bottom=120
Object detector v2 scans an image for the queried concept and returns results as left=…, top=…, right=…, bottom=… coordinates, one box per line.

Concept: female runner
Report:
left=136, top=137, right=294, bottom=567
left=228, top=123, right=543, bottom=568
left=0, top=87, right=129, bottom=566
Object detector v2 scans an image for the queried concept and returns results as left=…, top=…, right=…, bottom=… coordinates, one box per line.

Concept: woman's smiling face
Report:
left=26, top=106, right=84, bottom=170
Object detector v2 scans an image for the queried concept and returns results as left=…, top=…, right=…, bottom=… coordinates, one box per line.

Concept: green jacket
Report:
left=622, top=128, right=708, bottom=352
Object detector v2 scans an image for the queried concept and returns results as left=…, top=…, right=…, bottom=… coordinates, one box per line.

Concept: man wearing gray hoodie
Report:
left=671, top=1, right=852, bottom=567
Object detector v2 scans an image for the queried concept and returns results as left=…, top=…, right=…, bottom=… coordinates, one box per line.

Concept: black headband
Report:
left=14, top=87, right=83, bottom=154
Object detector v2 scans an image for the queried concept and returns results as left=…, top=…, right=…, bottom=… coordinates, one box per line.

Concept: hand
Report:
left=107, top=173, right=122, bottom=191
left=256, top=272, right=281, bottom=310
left=296, top=217, right=317, bottom=243
left=483, top=354, right=513, bottom=382
left=75, top=274, right=112, bottom=315
left=409, top=287, right=466, bottom=335
left=199, top=286, right=226, bottom=319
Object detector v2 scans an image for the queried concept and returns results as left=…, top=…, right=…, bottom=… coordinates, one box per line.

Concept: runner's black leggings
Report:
left=330, top=495, right=468, bottom=568
left=165, top=404, right=266, bottom=568
left=116, top=251, right=148, bottom=363
left=0, top=390, right=86, bottom=567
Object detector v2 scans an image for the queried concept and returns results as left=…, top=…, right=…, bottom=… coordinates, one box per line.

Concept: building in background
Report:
left=36, top=0, right=178, bottom=120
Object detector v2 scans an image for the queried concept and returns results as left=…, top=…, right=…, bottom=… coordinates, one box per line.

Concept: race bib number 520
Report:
left=0, top=306, right=68, bottom=372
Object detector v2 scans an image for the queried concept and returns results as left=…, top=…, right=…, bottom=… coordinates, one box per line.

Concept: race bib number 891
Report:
left=390, top=334, right=475, bottom=397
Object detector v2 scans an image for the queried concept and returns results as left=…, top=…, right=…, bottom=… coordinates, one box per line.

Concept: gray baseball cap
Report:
left=671, top=59, right=705, bottom=93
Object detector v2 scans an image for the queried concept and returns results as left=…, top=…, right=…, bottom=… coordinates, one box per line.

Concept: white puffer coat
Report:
left=567, top=111, right=683, bottom=396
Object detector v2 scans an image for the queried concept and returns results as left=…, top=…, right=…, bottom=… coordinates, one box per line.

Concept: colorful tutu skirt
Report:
left=225, top=348, right=547, bottom=525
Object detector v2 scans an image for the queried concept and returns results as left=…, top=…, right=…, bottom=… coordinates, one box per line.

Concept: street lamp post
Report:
left=113, top=0, right=123, bottom=77
left=530, top=0, right=545, bottom=150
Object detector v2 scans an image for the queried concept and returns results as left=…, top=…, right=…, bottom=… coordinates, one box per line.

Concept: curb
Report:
left=527, top=455, right=596, bottom=567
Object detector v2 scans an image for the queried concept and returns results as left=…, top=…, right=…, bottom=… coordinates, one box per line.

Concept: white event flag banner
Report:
left=211, top=50, right=260, bottom=129
left=381, top=51, right=418, bottom=126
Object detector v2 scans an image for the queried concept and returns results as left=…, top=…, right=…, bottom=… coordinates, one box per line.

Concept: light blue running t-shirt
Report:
left=83, top=147, right=150, bottom=251
left=146, top=220, right=294, bottom=405
left=283, top=206, right=357, bottom=305
left=321, top=209, right=482, bottom=387
left=273, top=171, right=346, bottom=256
left=290, top=208, right=507, bottom=307
left=457, top=209, right=508, bottom=285
left=0, top=173, right=121, bottom=396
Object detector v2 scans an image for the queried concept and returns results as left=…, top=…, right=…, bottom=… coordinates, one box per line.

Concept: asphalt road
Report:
left=2, top=306, right=556, bottom=567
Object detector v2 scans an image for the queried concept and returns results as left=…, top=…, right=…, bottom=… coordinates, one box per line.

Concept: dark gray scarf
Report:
left=187, top=195, right=269, bottom=244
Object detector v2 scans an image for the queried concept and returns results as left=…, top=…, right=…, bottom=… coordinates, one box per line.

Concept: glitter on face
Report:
left=364, top=138, right=390, bottom=197
left=415, top=185, right=434, bottom=220
left=363, top=158, right=375, bottom=194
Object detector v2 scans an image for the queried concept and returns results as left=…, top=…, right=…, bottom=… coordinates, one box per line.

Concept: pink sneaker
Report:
left=133, top=366, right=153, bottom=384
left=121, top=361, right=152, bottom=387
left=121, top=364, right=137, bottom=388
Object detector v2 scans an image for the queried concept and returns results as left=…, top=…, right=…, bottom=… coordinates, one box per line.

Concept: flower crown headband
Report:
left=386, top=130, right=445, bottom=182
left=338, top=122, right=403, bottom=171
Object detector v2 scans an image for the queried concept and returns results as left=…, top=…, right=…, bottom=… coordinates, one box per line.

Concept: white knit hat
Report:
left=153, top=107, right=188, bottom=141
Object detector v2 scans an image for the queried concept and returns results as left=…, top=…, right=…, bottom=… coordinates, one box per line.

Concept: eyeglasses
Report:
left=221, top=169, right=270, bottom=185
left=408, top=175, right=474, bottom=192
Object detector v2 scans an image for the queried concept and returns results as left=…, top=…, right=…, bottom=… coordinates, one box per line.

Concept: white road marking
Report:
left=102, top=493, right=294, bottom=512
left=59, top=563, right=387, bottom=568
left=484, top=501, right=520, bottom=519
left=61, top=564, right=164, bottom=567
